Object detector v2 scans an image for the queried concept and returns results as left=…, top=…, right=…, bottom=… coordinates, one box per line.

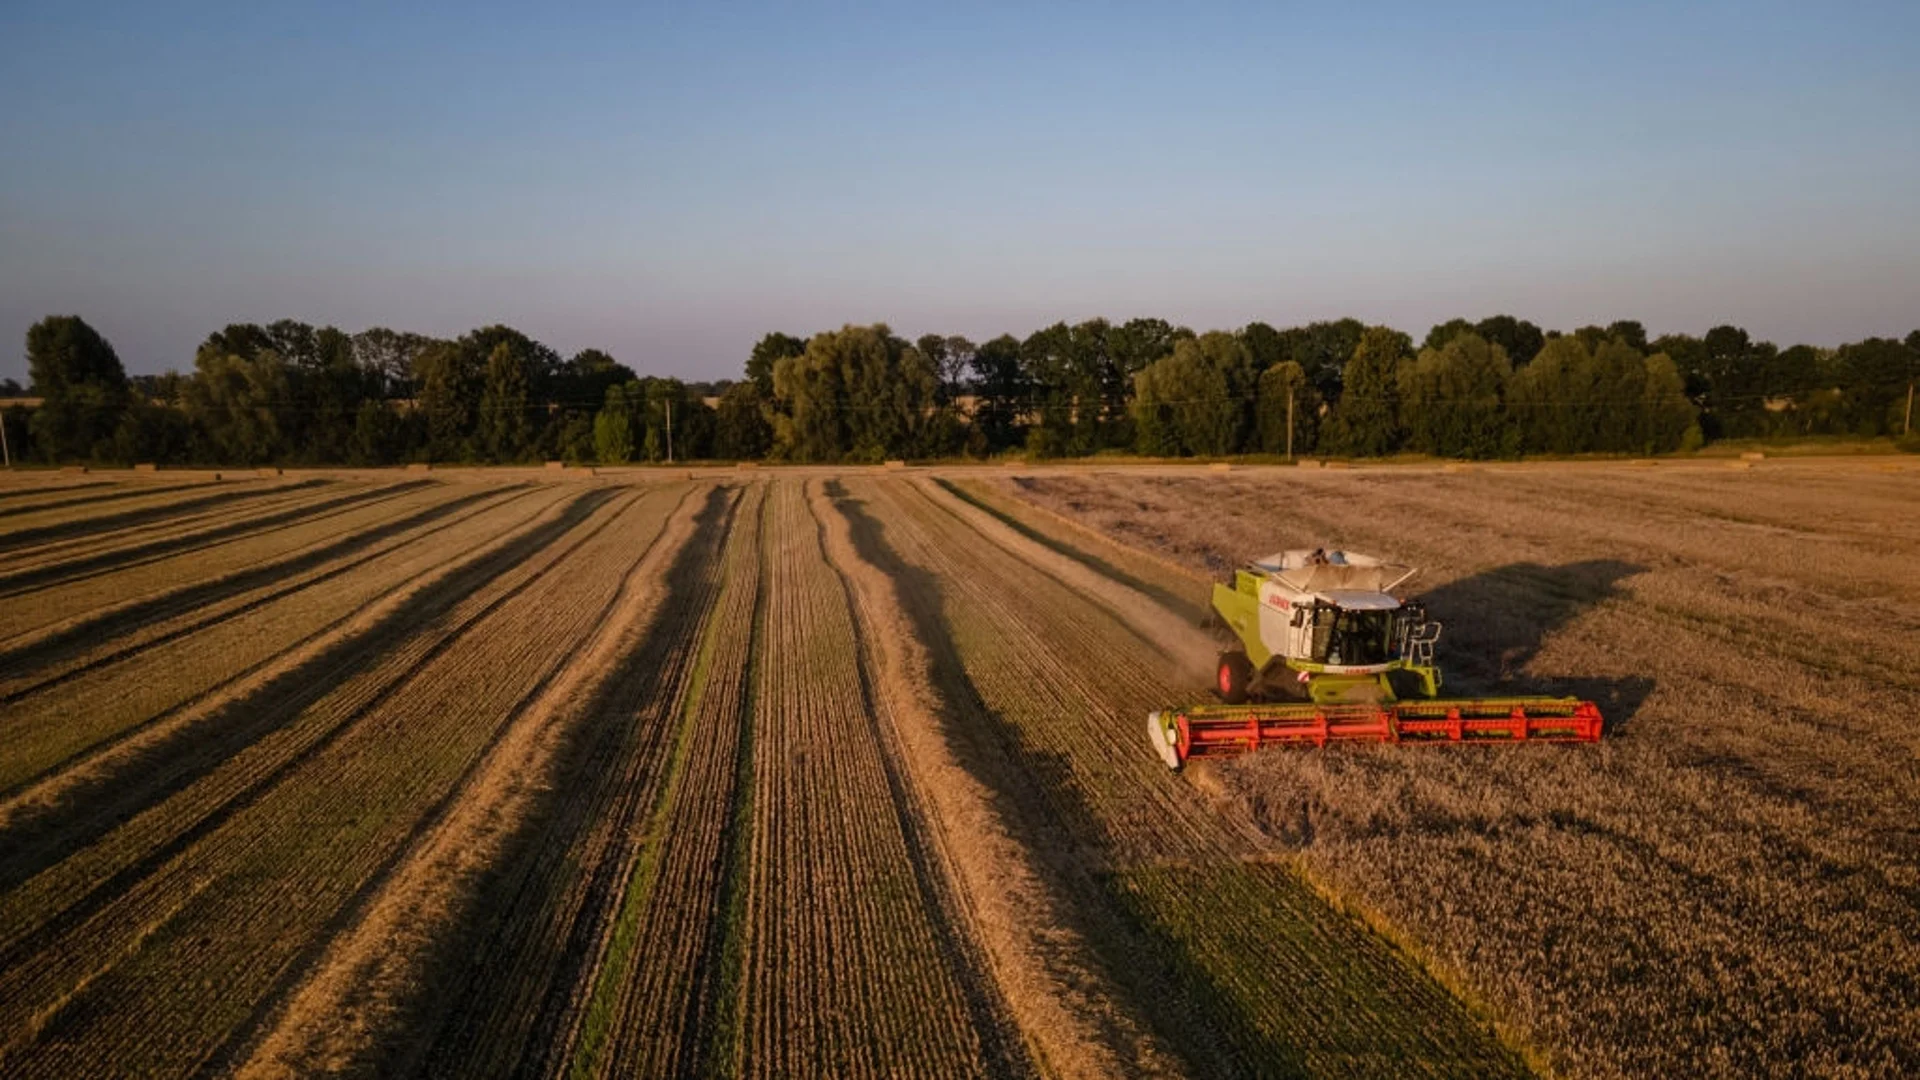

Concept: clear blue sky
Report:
left=3, top=1, right=1916, bottom=381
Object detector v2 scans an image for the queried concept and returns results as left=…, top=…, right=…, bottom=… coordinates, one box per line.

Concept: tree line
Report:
left=7, top=313, right=1917, bottom=466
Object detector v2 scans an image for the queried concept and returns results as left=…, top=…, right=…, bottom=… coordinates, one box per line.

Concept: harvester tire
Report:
left=1216, top=651, right=1253, bottom=704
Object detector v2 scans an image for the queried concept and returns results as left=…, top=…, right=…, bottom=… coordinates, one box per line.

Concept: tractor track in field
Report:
left=0, top=479, right=433, bottom=600
left=0, top=483, right=521, bottom=705
left=0, top=485, right=672, bottom=1077
left=225, top=482, right=713, bottom=1080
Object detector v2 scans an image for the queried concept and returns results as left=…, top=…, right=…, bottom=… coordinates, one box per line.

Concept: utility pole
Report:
left=665, top=400, right=674, bottom=464
left=1905, top=382, right=1913, bottom=438
left=1286, top=389, right=1295, bottom=463
left=0, top=409, right=10, bottom=469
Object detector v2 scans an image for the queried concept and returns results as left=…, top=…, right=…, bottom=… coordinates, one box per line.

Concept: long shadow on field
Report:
left=388, top=485, right=737, bottom=1080
left=1414, top=560, right=1654, bottom=733
left=0, top=480, right=433, bottom=598
left=0, top=478, right=329, bottom=553
left=0, top=481, right=196, bottom=516
left=0, top=484, right=518, bottom=703
left=830, top=481, right=1307, bottom=1079
left=0, top=481, right=113, bottom=507
left=0, top=488, right=615, bottom=926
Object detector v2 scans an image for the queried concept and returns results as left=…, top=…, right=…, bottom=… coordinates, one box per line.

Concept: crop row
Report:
left=0, top=484, right=684, bottom=1077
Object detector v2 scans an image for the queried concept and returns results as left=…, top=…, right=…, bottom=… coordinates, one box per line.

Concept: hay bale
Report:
left=134, top=462, right=158, bottom=473
left=1207, top=462, right=1232, bottom=473
left=257, top=467, right=282, bottom=478
left=1294, top=458, right=1321, bottom=469
left=405, top=462, right=432, bottom=473
left=545, top=460, right=566, bottom=471
left=884, top=459, right=907, bottom=469
left=1740, top=451, right=1766, bottom=462
left=61, top=465, right=89, bottom=473
left=736, top=461, right=759, bottom=470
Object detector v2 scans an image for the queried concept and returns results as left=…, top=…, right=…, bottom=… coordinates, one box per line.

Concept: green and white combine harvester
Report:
left=1148, top=549, right=1602, bottom=770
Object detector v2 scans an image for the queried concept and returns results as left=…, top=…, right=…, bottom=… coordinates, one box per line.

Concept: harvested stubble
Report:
left=0, top=477, right=332, bottom=559
left=736, top=479, right=1014, bottom=1079
left=0, top=484, right=685, bottom=1077
left=992, top=461, right=1920, bottom=1080
left=236, top=481, right=721, bottom=1079
left=848, top=475, right=1525, bottom=1077
left=0, top=483, right=554, bottom=814
left=0, top=479, right=435, bottom=634
left=393, top=484, right=738, bottom=1079
left=591, top=482, right=767, bottom=1078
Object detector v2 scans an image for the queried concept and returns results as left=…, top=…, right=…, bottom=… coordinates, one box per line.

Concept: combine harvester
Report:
left=1148, top=549, right=1602, bottom=769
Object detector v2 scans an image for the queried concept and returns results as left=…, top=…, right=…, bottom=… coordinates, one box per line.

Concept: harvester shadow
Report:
left=384, top=485, right=737, bottom=1079
left=0, top=477, right=330, bottom=554
left=0, top=479, right=433, bottom=598
left=0, top=483, right=513, bottom=700
left=1413, top=559, right=1653, bottom=734
left=829, top=481, right=1306, bottom=1080
left=0, top=488, right=616, bottom=906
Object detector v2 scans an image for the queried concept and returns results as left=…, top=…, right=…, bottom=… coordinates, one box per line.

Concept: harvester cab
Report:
left=1208, top=549, right=1439, bottom=706
left=1149, top=548, right=1601, bottom=769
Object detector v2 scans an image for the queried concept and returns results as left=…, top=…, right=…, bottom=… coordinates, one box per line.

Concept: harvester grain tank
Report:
left=1147, top=549, right=1602, bottom=769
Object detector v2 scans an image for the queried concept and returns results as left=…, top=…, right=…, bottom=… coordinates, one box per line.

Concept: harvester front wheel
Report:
left=1216, top=651, right=1253, bottom=704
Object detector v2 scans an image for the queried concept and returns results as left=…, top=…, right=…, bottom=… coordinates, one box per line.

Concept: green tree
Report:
left=25, top=315, right=129, bottom=461
left=477, top=341, right=532, bottom=461
left=771, top=325, right=939, bottom=461
left=1255, top=360, right=1320, bottom=455
left=185, top=346, right=293, bottom=464
left=347, top=400, right=406, bottom=465
left=1399, top=332, right=1511, bottom=458
left=412, top=340, right=477, bottom=461
left=1325, top=326, right=1410, bottom=456
left=1129, top=332, right=1246, bottom=456
left=1420, top=318, right=1478, bottom=353
left=967, top=334, right=1026, bottom=453
left=593, top=384, right=636, bottom=463
left=747, top=332, right=806, bottom=397
left=714, top=382, right=772, bottom=459
left=1475, top=315, right=1545, bottom=366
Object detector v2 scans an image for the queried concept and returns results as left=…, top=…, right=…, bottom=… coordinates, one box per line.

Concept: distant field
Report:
left=0, top=460, right=1912, bottom=1078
